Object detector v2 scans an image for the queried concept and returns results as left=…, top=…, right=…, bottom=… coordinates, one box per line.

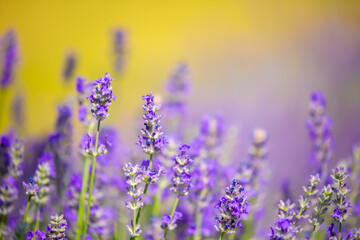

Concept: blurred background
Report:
left=1, top=0, right=360, bottom=226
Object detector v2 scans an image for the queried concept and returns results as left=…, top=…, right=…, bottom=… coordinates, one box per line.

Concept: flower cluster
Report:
left=62, top=51, right=76, bottom=81
left=0, top=176, right=18, bottom=216
left=347, top=228, right=360, bottom=239
left=214, top=179, right=249, bottom=236
left=307, top=91, right=333, bottom=176
left=0, top=29, right=18, bottom=89
left=34, top=153, right=55, bottom=205
left=161, top=212, right=182, bottom=231
left=308, top=184, right=332, bottom=230
left=23, top=177, right=40, bottom=197
left=269, top=174, right=320, bottom=239
left=46, top=214, right=68, bottom=240
left=88, top=72, right=116, bottom=121
left=113, top=29, right=126, bottom=73
left=170, top=144, right=193, bottom=196
left=140, top=160, right=165, bottom=185
left=136, top=92, right=167, bottom=155
left=80, top=134, right=107, bottom=157
left=26, top=230, right=46, bottom=240
left=331, top=166, right=352, bottom=223
left=8, top=138, right=24, bottom=178
left=124, top=163, right=144, bottom=237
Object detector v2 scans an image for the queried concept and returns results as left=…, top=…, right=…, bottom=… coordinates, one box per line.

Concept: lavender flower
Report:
left=9, top=138, right=24, bottom=178
left=164, top=63, right=191, bottom=132
left=0, top=29, right=18, bottom=89
left=307, top=91, right=333, bottom=179
left=161, top=212, right=182, bottom=231
left=347, top=228, right=360, bottom=239
left=76, top=76, right=93, bottom=125
left=124, top=163, right=144, bottom=237
left=46, top=214, right=68, bottom=239
left=136, top=92, right=167, bottom=155
left=309, top=184, right=332, bottom=234
left=140, top=160, right=165, bottom=185
left=170, top=144, right=193, bottom=196
left=330, top=166, right=352, bottom=239
left=214, top=179, right=249, bottom=237
left=87, top=73, right=116, bottom=121
left=34, top=153, right=55, bottom=205
left=113, top=29, right=126, bottom=73
left=80, top=134, right=107, bottom=157
left=23, top=177, right=40, bottom=197
left=269, top=174, right=320, bottom=239
left=0, top=176, right=18, bottom=216
left=26, top=230, right=46, bottom=240
left=62, top=51, right=76, bottom=82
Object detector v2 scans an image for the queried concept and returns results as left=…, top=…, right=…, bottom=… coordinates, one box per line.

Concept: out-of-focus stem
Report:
left=194, top=207, right=203, bottom=240
left=218, top=232, right=225, bottom=240
left=162, top=194, right=180, bottom=240
left=23, top=196, right=31, bottom=222
left=82, top=120, right=101, bottom=240
left=75, top=153, right=91, bottom=240
left=34, top=204, right=40, bottom=230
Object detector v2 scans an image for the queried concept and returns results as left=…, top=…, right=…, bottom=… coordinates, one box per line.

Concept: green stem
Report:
left=339, top=223, right=342, bottom=240
left=134, top=154, right=153, bottom=225
left=194, top=207, right=203, bottom=240
left=219, top=232, right=225, bottom=240
left=23, top=196, right=31, bottom=222
left=311, top=225, right=316, bottom=240
left=34, top=204, right=40, bottom=231
left=151, top=188, right=163, bottom=216
left=75, top=154, right=92, bottom=240
left=82, top=120, right=101, bottom=240
left=162, top=194, right=180, bottom=240
left=338, top=181, right=343, bottom=240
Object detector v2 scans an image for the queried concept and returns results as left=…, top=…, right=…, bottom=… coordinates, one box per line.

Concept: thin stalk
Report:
left=135, top=154, right=153, bottom=225
left=321, top=162, right=328, bottom=184
left=162, top=194, right=180, bottom=240
left=34, top=204, right=40, bottom=230
left=75, top=154, right=92, bottom=240
left=151, top=188, right=162, bottom=216
left=219, top=232, right=225, bottom=240
left=194, top=207, right=203, bottom=240
left=82, top=120, right=101, bottom=240
left=338, top=181, right=343, bottom=240
left=23, top=196, right=31, bottom=222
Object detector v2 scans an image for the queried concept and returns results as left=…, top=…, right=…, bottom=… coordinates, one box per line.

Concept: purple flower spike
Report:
left=136, top=92, right=167, bottom=154
left=307, top=91, right=333, bottom=177
left=214, top=179, right=249, bottom=236
left=27, top=230, right=46, bottom=240
left=170, top=144, right=193, bottom=196
left=87, top=72, right=116, bottom=121
left=0, top=29, right=18, bottom=89
left=46, top=214, right=68, bottom=240
left=62, top=51, right=76, bottom=81
left=23, top=177, right=40, bottom=197
left=161, top=212, right=182, bottom=231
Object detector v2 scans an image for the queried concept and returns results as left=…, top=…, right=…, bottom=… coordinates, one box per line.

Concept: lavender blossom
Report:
left=140, top=160, right=165, bottom=185
left=330, top=166, right=352, bottom=239
left=124, top=163, right=144, bottom=237
left=347, top=228, right=360, bottom=239
left=164, top=63, right=191, bottom=133
left=113, top=29, right=126, bottom=73
left=46, top=214, right=68, bottom=239
left=307, top=91, right=333, bottom=179
left=0, top=29, right=18, bottom=89
left=309, top=184, right=332, bottom=235
left=161, top=212, right=182, bottom=231
left=34, top=153, right=55, bottom=205
left=170, top=144, right=193, bottom=196
left=136, top=92, right=167, bottom=155
left=76, top=76, right=93, bottom=125
left=269, top=174, right=320, bottom=239
left=87, top=72, right=116, bottom=121
left=214, top=179, right=249, bottom=237
left=62, top=51, right=76, bottom=82
left=23, top=177, right=40, bottom=197
left=26, top=230, right=46, bottom=240
left=0, top=176, right=18, bottom=216
left=9, top=138, right=24, bottom=178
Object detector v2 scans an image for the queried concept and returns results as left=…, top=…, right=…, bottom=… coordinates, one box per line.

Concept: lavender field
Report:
left=1, top=1, right=360, bottom=240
